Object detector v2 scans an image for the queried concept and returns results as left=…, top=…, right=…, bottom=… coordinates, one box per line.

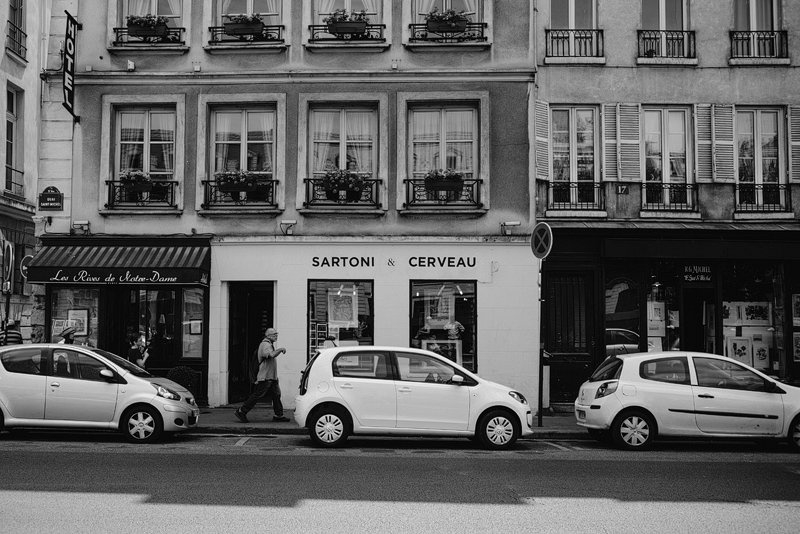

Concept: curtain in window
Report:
left=411, top=111, right=441, bottom=173
left=215, top=112, right=239, bottom=172
left=360, top=0, right=380, bottom=16
left=345, top=112, right=373, bottom=173
left=264, top=0, right=281, bottom=24
left=317, top=0, right=337, bottom=23
left=416, top=0, right=437, bottom=23
left=737, top=111, right=755, bottom=183
left=446, top=110, right=473, bottom=173
left=575, top=0, right=593, bottom=28
left=312, top=111, right=339, bottom=173
left=127, top=0, right=149, bottom=17
left=247, top=111, right=272, bottom=172
left=120, top=113, right=145, bottom=171
left=754, top=0, right=774, bottom=30
left=734, top=0, right=749, bottom=30
left=150, top=113, right=175, bottom=174
left=460, top=0, right=478, bottom=21
left=164, top=0, right=182, bottom=17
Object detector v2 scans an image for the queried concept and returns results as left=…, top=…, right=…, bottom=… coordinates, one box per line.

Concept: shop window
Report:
left=127, top=289, right=177, bottom=369
left=605, top=271, right=641, bottom=356
left=646, top=266, right=680, bottom=353
left=49, top=288, right=100, bottom=348
left=182, top=288, right=205, bottom=360
left=409, top=280, right=476, bottom=371
left=722, top=263, right=781, bottom=373
left=308, top=280, right=374, bottom=361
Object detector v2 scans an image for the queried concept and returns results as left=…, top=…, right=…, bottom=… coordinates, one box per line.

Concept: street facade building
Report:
left=534, top=0, right=800, bottom=405
left=30, top=1, right=539, bottom=406
left=0, top=0, right=45, bottom=341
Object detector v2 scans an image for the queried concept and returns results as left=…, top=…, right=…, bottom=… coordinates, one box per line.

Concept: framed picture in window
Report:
left=67, top=309, right=89, bottom=336
left=741, top=302, right=771, bottom=326
left=425, top=291, right=455, bottom=329
left=422, top=339, right=462, bottom=365
left=792, top=294, right=800, bottom=326
left=726, top=336, right=752, bottom=366
left=327, top=291, right=357, bottom=328
left=722, top=301, right=741, bottom=326
left=793, top=333, right=800, bottom=363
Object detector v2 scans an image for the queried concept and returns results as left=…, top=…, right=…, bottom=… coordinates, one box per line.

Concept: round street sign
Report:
left=531, top=222, right=553, bottom=260
left=19, top=254, right=33, bottom=279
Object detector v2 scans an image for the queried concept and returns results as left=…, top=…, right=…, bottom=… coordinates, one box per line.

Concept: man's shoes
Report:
left=272, top=416, right=290, bottom=423
left=234, top=409, right=249, bottom=423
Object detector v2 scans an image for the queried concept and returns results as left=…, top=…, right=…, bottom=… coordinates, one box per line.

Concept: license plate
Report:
left=576, top=409, right=586, bottom=420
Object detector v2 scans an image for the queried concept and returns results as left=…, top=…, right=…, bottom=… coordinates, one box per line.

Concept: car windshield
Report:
left=589, top=357, right=623, bottom=381
left=89, top=347, right=152, bottom=377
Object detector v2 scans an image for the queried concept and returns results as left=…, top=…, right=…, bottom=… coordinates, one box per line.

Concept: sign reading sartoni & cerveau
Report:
left=311, top=256, right=477, bottom=268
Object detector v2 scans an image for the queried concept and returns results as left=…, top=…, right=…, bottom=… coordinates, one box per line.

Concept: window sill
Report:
left=199, top=208, right=283, bottom=217
left=108, top=44, right=189, bottom=55
left=399, top=207, right=487, bottom=217
left=404, top=42, right=491, bottom=53
left=637, top=57, right=698, bottom=66
left=543, top=56, right=606, bottom=65
left=304, top=42, right=390, bottom=53
left=729, top=57, right=790, bottom=66
left=99, top=209, right=183, bottom=216
left=544, top=210, right=607, bottom=218
left=733, top=211, right=794, bottom=220
left=204, top=42, right=288, bottom=54
left=300, top=208, right=385, bottom=217
left=640, top=210, right=700, bottom=219
left=4, top=47, right=28, bottom=66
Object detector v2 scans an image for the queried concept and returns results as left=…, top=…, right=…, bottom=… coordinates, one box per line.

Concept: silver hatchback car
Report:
left=0, top=344, right=199, bottom=443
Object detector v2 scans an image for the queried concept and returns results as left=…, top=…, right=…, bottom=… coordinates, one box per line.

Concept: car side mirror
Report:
left=451, top=375, right=464, bottom=385
left=100, top=369, right=120, bottom=383
left=766, top=381, right=785, bottom=394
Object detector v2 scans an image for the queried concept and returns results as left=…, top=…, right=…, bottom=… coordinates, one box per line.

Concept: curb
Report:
left=190, top=426, right=590, bottom=440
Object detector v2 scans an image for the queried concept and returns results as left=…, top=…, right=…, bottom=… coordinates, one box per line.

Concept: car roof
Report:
left=319, top=345, right=444, bottom=356
left=614, top=351, right=732, bottom=362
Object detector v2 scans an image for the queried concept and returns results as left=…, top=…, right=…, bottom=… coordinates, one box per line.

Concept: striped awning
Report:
left=27, top=244, right=210, bottom=285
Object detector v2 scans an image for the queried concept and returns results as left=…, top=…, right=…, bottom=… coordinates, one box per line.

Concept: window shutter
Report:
left=602, top=104, right=619, bottom=181
left=618, top=103, right=641, bottom=181
left=713, top=104, right=735, bottom=182
left=694, top=104, right=713, bottom=182
left=535, top=100, right=550, bottom=181
left=789, top=106, right=800, bottom=181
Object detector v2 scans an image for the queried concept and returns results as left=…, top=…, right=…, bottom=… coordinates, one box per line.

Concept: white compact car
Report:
left=295, top=346, right=533, bottom=449
left=575, top=351, right=800, bottom=451
left=0, top=344, right=199, bottom=443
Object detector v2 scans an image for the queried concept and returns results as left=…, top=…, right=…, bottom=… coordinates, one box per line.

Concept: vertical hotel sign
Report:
left=62, top=11, right=80, bottom=122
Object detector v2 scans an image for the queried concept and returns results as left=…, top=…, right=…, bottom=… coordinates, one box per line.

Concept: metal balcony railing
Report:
left=201, top=177, right=278, bottom=209
left=112, top=26, right=185, bottom=45
left=638, top=30, right=696, bottom=58
left=735, top=183, right=791, bottom=212
left=730, top=30, right=788, bottom=58
left=642, top=183, right=697, bottom=211
left=308, top=23, right=386, bottom=42
left=105, top=180, right=179, bottom=209
left=408, top=22, right=488, bottom=44
left=208, top=24, right=284, bottom=44
left=548, top=182, right=604, bottom=210
left=5, top=20, right=26, bottom=59
left=4, top=165, right=24, bottom=198
left=545, top=29, right=604, bottom=58
left=303, top=177, right=382, bottom=208
left=403, top=178, right=483, bottom=209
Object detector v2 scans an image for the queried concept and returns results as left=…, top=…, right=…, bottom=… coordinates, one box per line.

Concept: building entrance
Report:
left=682, top=288, right=715, bottom=353
left=228, top=282, right=274, bottom=403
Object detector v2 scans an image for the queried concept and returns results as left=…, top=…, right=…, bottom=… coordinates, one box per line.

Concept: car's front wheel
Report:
left=309, top=406, right=350, bottom=447
left=611, top=410, right=655, bottom=450
left=121, top=405, right=163, bottom=444
left=788, top=414, right=800, bottom=452
left=476, top=409, right=519, bottom=450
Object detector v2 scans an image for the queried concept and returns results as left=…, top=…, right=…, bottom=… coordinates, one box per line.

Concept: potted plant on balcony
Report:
left=223, top=13, right=264, bottom=36
left=424, top=168, right=464, bottom=193
left=216, top=170, right=259, bottom=192
left=119, top=169, right=153, bottom=193
left=324, top=9, right=369, bottom=35
left=126, top=14, right=170, bottom=38
left=424, top=7, right=469, bottom=33
left=321, top=169, right=366, bottom=202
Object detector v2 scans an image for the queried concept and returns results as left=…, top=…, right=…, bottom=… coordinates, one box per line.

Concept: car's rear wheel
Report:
left=788, top=414, right=800, bottom=452
left=122, top=405, right=163, bottom=444
left=476, top=409, right=519, bottom=450
left=611, top=410, right=655, bottom=450
left=309, top=406, right=350, bottom=447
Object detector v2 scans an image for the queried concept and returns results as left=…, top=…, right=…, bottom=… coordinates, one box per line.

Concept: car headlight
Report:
left=595, top=381, right=618, bottom=399
left=152, top=383, right=181, bottom=401
left=509, top=391, right=528, bottom=405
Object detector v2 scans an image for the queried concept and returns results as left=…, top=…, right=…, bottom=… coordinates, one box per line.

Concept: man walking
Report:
left=235, top=327, right=290, bottom=423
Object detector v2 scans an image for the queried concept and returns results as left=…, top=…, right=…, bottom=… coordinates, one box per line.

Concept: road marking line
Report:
left=234, top=437, right=250, bottom=447
left=541, top=441, right=571, bottom=451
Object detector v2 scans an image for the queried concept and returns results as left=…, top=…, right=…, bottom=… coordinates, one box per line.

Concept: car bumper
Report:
left=574, top=396, right=621, bottom=430
left=294, top=394, right=311, bottom=427
left=159, top=401, right=200, bottom=432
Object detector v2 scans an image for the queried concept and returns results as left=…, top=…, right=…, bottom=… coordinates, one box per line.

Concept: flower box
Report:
left=219, top=182, right=258, bottom=193
left=326, top=188, right=363, bottom=202
left=424, top=177, right=464, bottom=193
left=223, top=21, right=264, bottom=36
left=327, top=21, right=368, bottom=35
left=426, top=19, right=468, bottom=33
left=127, top=22, right=169, bottom=38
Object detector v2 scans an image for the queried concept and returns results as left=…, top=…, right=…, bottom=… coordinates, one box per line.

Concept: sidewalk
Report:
left=193, top=406, right=587, bottom=440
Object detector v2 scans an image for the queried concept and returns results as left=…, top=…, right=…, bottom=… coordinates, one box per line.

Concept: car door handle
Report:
left=698, top=394, right=714, bottom=398
left=397, top=387, right=412, bottom=393
left=339, top=384, right=353, bottom=389
left=50, top=382, right=61, bottom=388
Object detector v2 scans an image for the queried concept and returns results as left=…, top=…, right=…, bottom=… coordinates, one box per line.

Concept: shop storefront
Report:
left=543, top=227, right=800, bottom=404
left=208, top=238, right=539, bottom=408
left=26, top=236, right=211, bottom=403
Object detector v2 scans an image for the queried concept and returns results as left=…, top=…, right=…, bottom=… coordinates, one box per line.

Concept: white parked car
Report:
left=0, top=344, right=199, bottom=443
left=575, top=351, right=800, bottom=451
left=295, top=346, right=533, bottom=449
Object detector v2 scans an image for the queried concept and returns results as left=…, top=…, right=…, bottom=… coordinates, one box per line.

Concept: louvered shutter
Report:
left=713, top=104, right=735, bottom=182
left=694, top=104, right=713, bottom=182
left=535, top=100, right=550, bottom=181
left=618, top=103, right=641, bottom=181
left=602, top=104, right=619, bottom=181
left=789, top=106, right=800, bottom=181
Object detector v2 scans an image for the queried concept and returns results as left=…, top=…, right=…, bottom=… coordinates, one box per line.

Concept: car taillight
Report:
left=595, top=381, right=618, bottom=399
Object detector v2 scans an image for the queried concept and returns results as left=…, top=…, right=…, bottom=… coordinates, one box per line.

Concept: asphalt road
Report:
left=1, top=431, right=799, bottom=534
